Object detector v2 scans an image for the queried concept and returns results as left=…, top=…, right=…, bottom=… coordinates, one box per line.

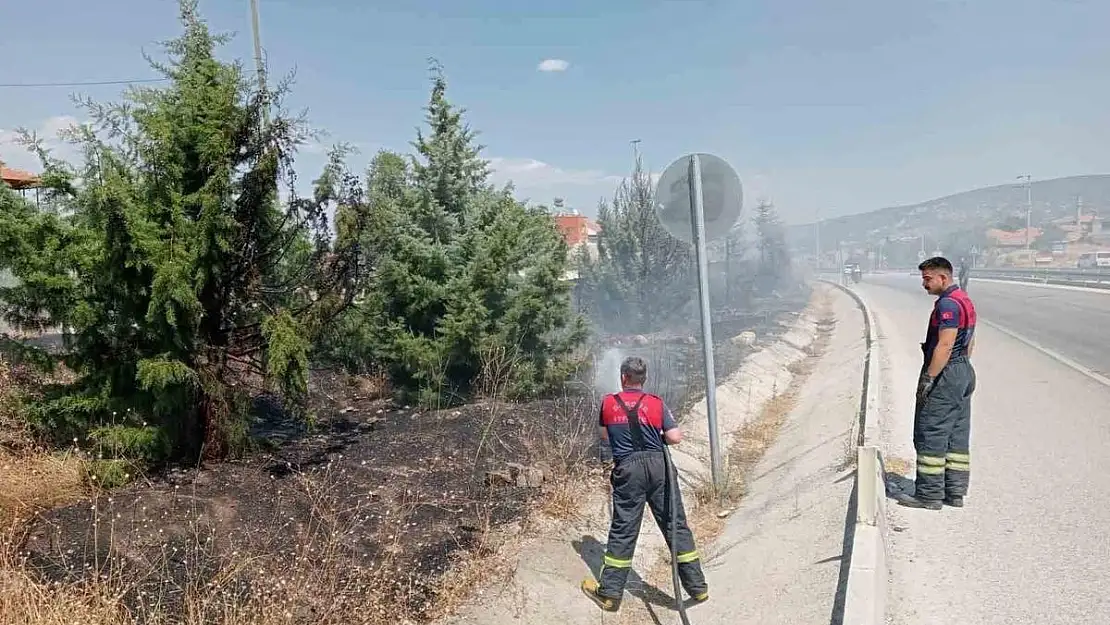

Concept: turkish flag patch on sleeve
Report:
left=940, top=311, right=954, bottom=321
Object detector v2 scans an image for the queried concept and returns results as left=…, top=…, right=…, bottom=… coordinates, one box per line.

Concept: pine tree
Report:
left=0, top=0, right=364, bottom=461
left=576, top=157, right=693, bottom=334
left=410, top=60, right=489, bottom=241
left=719, top=218, right=754, bottom=307
left=337, top=66, right=586, bottom=404
left=753, top=198, right=791, bottom=290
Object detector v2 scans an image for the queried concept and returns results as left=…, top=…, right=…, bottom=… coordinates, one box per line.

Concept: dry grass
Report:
left=427, top=529, right=520, bottom=623
left=0, top=450, right=88, bottom=530
left=0, top=455, right=525, bottom=625
left=537, top=474, right=589, bottom=522
left=836, top=432, right=858, bottom=472
left=726, top=390, right=799, bottom=500
left=345, top=370, right=391, bottom=401
left=0, top=356, right=92, bottom=531
left=882, top=455, right=913, bottom=477
left=0, top=569, right=131, bottom=625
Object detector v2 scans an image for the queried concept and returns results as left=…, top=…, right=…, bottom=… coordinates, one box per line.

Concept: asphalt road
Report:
left=865, top=272, right=1110, bottom=378
left=855, top=279, right=1110, bottom=625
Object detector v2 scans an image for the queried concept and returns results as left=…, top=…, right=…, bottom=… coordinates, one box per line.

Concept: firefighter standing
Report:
left=581, top=355, right=709, bottom=612
left=901, top=256, right=977, bottom=510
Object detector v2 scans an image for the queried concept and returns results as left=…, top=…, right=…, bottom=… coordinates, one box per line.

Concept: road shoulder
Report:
left=642, top=284, right=865, bottom=624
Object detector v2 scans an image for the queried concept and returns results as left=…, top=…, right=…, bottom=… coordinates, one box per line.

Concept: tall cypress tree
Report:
left=342, top=65, right=585, bottom=403
left=0, top=0, right=363, bottom=461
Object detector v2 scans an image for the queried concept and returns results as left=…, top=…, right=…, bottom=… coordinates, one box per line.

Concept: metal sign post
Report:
left=655, top=153, right=743, bottom=492
left=686, top=155, right=723, bottom=489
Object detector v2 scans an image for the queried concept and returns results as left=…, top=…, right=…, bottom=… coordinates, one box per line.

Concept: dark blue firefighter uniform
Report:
left=916, top=285, right=977, bottom=502
left=594, top=389, right=708, bottom=605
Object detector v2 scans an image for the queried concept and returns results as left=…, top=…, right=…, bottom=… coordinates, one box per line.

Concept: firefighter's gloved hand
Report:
left=916, top=373, right=935, bottom=403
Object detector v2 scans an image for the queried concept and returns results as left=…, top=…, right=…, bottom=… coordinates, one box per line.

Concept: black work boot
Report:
left=898, top=495, right=942, bottom=510
left=944, top=495, right=964, bottom=507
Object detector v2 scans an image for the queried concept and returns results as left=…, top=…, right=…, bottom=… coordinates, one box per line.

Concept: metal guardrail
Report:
left=865, top=266, right=1110, bottom=290
left=970, top=267, right=1110, bottom=289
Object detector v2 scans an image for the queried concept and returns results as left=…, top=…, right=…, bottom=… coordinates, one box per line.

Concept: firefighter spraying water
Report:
left=582, top=355, right=708, bottom=618
left=577, top=151, right=743, bottom=620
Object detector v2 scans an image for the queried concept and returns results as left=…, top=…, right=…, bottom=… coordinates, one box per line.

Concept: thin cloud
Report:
left=488, top=156, right=626, bottom=210
left=488, top=157, right=620, bottom=187
left=0, top=115, right=84, bottom=171
left=537, top=59, right=570, bottom=72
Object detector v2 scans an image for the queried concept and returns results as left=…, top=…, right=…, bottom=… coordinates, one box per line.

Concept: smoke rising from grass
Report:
left=594, top=347, right=626, bottom=396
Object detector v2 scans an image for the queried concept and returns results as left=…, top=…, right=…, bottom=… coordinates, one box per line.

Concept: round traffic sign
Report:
left=653, top=153, right=743, bottom=244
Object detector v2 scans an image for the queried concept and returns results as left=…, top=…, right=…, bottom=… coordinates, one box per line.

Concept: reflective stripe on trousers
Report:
left=597, top=451, right=707, bottom=599
left=913, top=357, right=975, bottom=501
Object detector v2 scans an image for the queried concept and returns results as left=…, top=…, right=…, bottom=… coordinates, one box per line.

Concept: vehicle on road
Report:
left=843, top=263, right=862, bottom=284
left=1077, top=251, right=1110, bottom=268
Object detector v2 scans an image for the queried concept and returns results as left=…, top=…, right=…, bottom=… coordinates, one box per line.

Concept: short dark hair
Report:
left=620, top=356, right=648, bottom=385
left=918, top=256, right=953, bottom=274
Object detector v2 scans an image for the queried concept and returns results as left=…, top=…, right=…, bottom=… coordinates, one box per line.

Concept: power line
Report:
left=0, top=78, right=168, bottom=88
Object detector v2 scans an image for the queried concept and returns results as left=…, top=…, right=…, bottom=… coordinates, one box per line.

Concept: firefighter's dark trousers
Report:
left=598, top=450, right=707, bottom=600
left=914, top=355, right=976, bottom=501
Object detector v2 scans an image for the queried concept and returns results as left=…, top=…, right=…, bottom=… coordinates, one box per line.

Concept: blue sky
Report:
left=2, top=0, right=1109, bottom=224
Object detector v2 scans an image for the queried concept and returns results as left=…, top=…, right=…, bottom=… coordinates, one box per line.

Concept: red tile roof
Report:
left=0, top=165, right=41, bottom=190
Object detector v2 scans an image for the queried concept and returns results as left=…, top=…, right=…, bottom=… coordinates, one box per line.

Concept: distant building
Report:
left=1, top=163, right=41, bottom=190
left=985, top=227, right=1042, bottom=247
left=1053, top=213, right=1103, bottom=242
left=553, top=211, right=599, bottom=260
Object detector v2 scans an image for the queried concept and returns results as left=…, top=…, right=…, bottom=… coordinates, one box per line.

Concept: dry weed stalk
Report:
left=0, top=448, right=525, bottom=625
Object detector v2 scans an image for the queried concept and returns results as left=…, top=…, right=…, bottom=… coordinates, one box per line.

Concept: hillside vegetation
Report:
left=788, top=174, right=1110, bottom=264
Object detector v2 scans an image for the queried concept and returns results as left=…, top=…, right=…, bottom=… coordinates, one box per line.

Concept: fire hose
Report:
left=663, top=442, right=693, bottom=625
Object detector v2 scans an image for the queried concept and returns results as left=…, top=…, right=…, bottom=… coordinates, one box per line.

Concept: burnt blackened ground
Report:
left=9, top=288, right=811, bottom=624
left=16, top=372, right=599, bottom=623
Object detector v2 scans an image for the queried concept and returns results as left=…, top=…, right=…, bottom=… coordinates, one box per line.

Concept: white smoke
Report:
left=595, top=347, right=625, bottom=395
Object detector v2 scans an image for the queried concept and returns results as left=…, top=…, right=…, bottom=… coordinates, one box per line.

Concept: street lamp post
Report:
left=1018, top=174, right=1032, bottom=250
left=814, top=210, right=821, bottom=271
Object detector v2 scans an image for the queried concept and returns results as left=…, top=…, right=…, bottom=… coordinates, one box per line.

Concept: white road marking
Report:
left=967, top=277, right=1110, bottom=296
left=978, top=318, right=1110, bottom=389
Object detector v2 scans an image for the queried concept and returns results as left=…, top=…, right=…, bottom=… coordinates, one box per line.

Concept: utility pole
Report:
left=250, top=0, right=269, bottom=125
left=814, top=210, right=822, bottom=271
left=1017, top=174, right=1032, bottom=250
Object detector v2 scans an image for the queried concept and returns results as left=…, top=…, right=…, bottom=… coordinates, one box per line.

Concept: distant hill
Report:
left=787, top=174, right=1110, bottom=262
